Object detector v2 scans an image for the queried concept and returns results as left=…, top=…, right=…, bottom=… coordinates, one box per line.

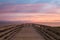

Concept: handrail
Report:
left=33, top=25, right=60, bottom=40
left=0, top=25, right=23, bottom=40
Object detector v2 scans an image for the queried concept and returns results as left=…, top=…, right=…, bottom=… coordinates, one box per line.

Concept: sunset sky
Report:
left=0, top=0, right=60, bottom=23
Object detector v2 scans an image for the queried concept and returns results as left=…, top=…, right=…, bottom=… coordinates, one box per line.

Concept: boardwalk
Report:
left=0, top=24, right=60, bottom=40
left=12, top=26, right=45, bottom=40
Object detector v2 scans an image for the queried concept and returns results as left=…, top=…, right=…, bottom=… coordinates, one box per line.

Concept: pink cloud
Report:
left=0, top=2, right=60, bottom=14
left=0, top=13, right=60, bottom=22
left=0, top=3, right=46, bottom=13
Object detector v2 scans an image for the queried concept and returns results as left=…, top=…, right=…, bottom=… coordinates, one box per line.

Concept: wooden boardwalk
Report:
left=11, top=26, right=45, bottom=40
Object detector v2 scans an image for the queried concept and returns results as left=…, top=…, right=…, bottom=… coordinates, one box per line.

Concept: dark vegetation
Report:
left=53, top=27, right=60, bottom=31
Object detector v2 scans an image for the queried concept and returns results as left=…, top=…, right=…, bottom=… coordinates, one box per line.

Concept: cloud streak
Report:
left=0, top=1, right=60, bottom=13
left=0, top=0, right=60, bottom=23
left=0, top=13, right=60, bottom=22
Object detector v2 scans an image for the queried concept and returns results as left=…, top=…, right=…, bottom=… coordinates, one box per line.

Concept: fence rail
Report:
left=0, top=25, right=23, bottom=40
left=33, top=24, right=60, bottom=40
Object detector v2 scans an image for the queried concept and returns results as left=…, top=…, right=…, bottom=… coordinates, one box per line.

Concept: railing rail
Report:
left=33, top=24, right=60, bottom=40
left=0, top=25, right=23, bottom=40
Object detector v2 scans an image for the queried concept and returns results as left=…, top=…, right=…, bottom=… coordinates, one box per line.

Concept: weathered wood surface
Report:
left=12, top=26, right=45, bottom=40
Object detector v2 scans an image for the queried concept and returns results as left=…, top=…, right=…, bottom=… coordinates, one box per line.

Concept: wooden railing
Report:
left=0, top=23, right=60, bottom=40
left=0, top=25, right=24, bottom=40
left=33, top=24, right=60, bottom=40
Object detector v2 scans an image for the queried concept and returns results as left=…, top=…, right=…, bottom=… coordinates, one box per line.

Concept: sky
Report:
left=0, top=0, right=60, bottom=23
